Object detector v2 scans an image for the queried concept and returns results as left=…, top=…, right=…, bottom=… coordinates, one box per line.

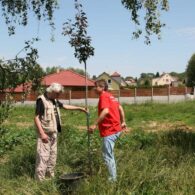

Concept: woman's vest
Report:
left=38, top=95, right=61, bottom=133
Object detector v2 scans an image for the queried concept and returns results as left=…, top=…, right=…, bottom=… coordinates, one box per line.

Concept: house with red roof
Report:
left=11, top=69, right=95, bottom=93
left=41, top=69, right=95, bottom=90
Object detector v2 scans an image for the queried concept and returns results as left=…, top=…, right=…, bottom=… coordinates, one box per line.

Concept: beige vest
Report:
left=38, top=95, right=61, bottom=133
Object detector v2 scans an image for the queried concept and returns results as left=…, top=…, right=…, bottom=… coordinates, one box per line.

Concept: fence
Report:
left=0, top=86, right=193, bottom=104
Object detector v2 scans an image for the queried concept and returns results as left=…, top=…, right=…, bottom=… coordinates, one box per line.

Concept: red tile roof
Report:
left=42, top=70, right=95, bottom=87
left=111, top=72, right=121, bottom=77
left=10, top=70, right=95, bottom=92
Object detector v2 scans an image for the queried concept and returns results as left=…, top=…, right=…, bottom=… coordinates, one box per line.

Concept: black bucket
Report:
left=58, top=172, right=85, bottom=194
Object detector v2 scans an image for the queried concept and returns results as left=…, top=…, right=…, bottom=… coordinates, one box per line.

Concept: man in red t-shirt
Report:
left=89, top=79, right=126, bottom=181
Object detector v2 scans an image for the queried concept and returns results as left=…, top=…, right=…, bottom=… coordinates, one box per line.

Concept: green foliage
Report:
left=0, top=0, right=58, bottom=35
left=66, top=67, right=90, bottom=77
left=155, top=71, right=160, bottom=77
left=140, top=72, right=155, bottom=79
left=0, top=39, right=43, bottom=129
left=0, top=126, right=35, bottom=156
left=45, top=66, right=65, bottom=75
left=0, top=94, right=14, bottom=125
left=2, top=102, right=195, bottom=194
left=0, top=105, right=35, bottom=155
left=0, top=0, right=169, bottom=45
left=137, top=72, right=154, bottom=87
left=0, top=38, right=43, bottom=91
left=62, top=0, right=94, bottom=64
left=186, top=53, right=195, bottom=87
left=121, top=0, right=169, bottom=44
left=44, top=66, right=90, bottom=77
left=170, top=71, right=186, bottom=82
left=129, top=129, right=156, bottom=149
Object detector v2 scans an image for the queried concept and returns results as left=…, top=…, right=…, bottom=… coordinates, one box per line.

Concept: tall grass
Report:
left=1, top=102, right=195, bottom=194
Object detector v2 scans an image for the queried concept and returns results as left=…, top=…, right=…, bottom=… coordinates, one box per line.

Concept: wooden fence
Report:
left=0, top=87, right=193, bottom=102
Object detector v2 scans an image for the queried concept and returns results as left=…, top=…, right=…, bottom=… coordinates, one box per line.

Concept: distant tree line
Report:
left=1, top=55, right=195, bottom=91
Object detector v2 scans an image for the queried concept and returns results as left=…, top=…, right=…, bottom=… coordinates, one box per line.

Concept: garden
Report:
left=1, top=101, right=195, bottom=194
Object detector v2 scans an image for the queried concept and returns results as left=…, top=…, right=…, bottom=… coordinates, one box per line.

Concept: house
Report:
left=12, top=69, right=95, bottom=92
left=152, top=73, right=178, bottom=86
left=125, top=76, right=137, bottom=86
left=42, top=69, right=95, bottom=91
left=96, top=72, right=127, bottom=90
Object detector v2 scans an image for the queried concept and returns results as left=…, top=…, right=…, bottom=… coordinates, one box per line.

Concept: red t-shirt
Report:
left=98, top=91, right=122, bottom=137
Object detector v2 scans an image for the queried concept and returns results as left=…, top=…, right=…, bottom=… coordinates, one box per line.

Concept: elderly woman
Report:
left=34, top=83, right=87, bottom=181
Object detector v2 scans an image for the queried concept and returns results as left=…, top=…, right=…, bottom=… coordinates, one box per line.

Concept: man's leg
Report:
left=46, top=134, right=57, bottom=178
left=35, top=137, right=51, bottom=181
left=102, top=132, right=121, bottom=181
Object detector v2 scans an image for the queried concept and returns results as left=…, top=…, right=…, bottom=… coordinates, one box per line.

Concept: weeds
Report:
left=1, top=101, right=195, bottom=194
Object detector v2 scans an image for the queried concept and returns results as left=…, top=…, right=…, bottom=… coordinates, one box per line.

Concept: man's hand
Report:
left=89, top=124, right=97, bottom=134
left=121, top=122, right=127, bottom=130
left=41, top=132, right=49, bottom=143
left=82, top=107, right=89, bottom=114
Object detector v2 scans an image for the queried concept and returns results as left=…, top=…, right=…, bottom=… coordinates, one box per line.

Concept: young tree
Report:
left=186, top=54, right=195, bottom=87
left=62, top=0, right=94, bottom=175
left=0, top=38, right=43, bottom=127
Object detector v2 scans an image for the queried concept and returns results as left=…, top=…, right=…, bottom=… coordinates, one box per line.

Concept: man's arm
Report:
left=62, top=104, right=87, bottom=113
left=89, top=108, right=109, bottom=133
left=34, top=115, right=48, bottom=143
left=119, top=105, right=127, bottom=130
left=34, top=98, right=48, bottom=143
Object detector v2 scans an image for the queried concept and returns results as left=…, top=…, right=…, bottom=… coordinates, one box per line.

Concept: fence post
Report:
left=151, top=87, right=153, bottom=102
left=194, top=86, right=195, bottom=99
left=118, top=89, right=120, bottom=103
left=134, top=87, right=137, bottom=104
left=69, top=90, right=71, bottom=105
left=167, top=85, right=170, bottom=103
left=185, top=86, right=187, bottom=101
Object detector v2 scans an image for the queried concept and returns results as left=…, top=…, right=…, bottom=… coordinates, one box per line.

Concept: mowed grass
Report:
left=1, top=101, right=195, bottom=194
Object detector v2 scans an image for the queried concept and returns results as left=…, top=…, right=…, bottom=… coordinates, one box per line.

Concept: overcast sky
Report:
left=0, top=0, right=195, bottom=78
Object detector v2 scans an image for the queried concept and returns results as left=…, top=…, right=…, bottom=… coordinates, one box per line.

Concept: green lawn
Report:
left=1, top=101, right=195, bottom=194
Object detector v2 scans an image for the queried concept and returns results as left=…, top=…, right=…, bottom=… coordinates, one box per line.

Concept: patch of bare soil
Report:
left=78, top=126, right=87, bottom=131
left=141, top=121, right=193, bottom=132
left=15, top=122, right=32, bottom=128
left=4, top=121, right=32, bottom=128
left=0, top=155, right=9, bottom=164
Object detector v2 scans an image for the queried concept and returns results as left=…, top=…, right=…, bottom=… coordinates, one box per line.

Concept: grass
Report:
left=1, top=101, right=195, bottom=194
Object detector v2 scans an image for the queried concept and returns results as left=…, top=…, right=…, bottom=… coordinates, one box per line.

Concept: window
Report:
left=108, top=79, right=112, bottom=84
left=107, top=79, right=112, bottom=88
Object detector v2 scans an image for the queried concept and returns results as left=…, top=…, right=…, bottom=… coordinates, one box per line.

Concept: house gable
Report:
left=96, top=72, right=120, bottom=90
left=42, top=70, right=94, bottom=87
left=152, top=73, right=178, bottom=86
left=12, top=69, right=95, bottom=92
